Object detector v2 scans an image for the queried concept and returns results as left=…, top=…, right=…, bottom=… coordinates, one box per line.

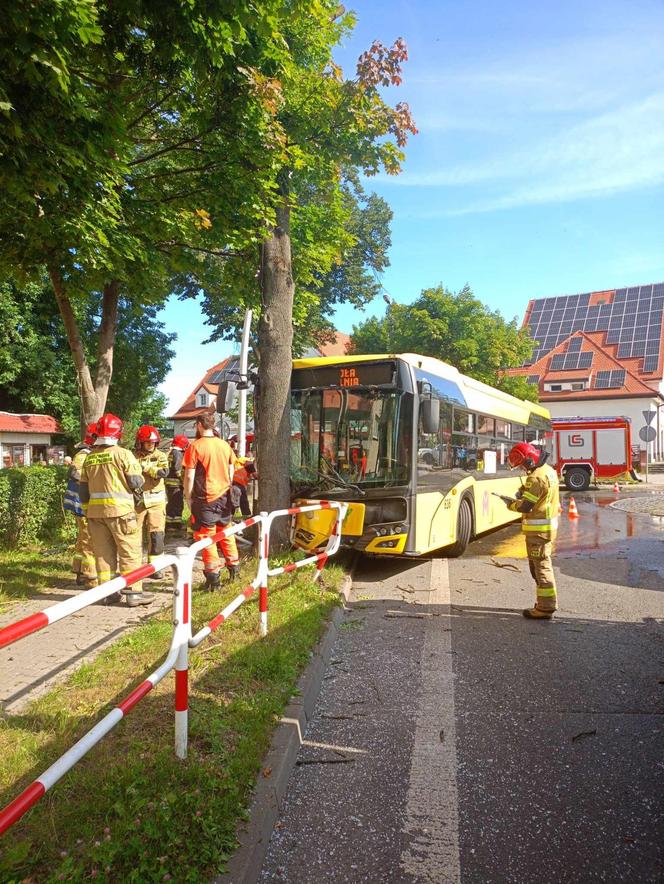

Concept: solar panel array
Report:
left=548, top=341, right=593, bottom=372
left=526, top=374, right=539, bottom=385
left=594, top=370, right=626, bottom=389
left=525, top=283, right=664, bottom=371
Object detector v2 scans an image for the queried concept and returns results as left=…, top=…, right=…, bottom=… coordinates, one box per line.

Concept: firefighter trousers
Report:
left=165, top=480, right=184, bottom=526
left=136, top=504, right=165, bottom=562
left=88, top=513, right=143, bottom=592
left=191, top=495, right=239, bottom=579
left=525, top=533, right=557, bottom=612
left=72, top=516, right=97, bottom=582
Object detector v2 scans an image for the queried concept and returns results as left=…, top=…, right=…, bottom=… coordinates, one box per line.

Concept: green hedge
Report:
left=0, top=466, right=76, bottom=548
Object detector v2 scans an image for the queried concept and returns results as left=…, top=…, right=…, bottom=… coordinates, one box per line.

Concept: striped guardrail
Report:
left=0, top=501, right=346, bottom=836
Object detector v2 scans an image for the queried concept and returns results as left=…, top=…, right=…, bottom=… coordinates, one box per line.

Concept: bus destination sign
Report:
left=292, top=361, right=396, bottom=390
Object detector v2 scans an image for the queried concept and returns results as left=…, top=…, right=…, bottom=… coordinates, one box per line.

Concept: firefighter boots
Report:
left=123, top=590, right=155, bottom=607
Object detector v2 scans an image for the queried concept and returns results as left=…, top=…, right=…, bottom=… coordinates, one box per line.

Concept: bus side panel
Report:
left=414, top=492, right=455, bottom=553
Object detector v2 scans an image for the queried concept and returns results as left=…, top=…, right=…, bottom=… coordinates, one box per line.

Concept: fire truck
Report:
left=549, top=416, right=636, bottom=491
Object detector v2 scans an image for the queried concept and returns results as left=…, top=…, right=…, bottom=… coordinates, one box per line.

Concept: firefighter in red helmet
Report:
left=134, top=425, right=169, bottom=575
left=79, top=414, right=151, bottom=606
left=166, top=434, right=189, bottom=531
left=502, top=441, right=560, bottom=619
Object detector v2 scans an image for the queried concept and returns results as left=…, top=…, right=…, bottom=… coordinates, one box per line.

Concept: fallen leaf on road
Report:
left=262, top=767, right=272, bottom=778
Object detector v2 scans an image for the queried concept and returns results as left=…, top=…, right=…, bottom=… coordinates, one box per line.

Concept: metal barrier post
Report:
left=174, top=547, right=192, bottom=760
left=258, top=512, right=269, bottom=637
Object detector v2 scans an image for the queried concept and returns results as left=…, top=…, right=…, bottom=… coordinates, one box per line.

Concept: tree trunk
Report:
left=49, top=268, right=120, bottom=431
left=256, top=199, right=294, bottom=547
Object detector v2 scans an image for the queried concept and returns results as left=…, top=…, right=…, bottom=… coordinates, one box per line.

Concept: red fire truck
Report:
left=549, top=416, right=636, bottom=491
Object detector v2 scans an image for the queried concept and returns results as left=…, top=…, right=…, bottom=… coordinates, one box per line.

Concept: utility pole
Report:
left=238, top=309, right=253, bottom=458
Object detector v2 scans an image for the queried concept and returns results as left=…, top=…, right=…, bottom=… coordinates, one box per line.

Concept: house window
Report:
left=196, top=391, right=208, bottom=408
left=571, top=382, right=585, bottom=391
left=549, top=384, right=563, bottom=392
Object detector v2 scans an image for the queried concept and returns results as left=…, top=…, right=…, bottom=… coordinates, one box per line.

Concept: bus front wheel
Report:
left=445, top=499, right=473, bottom=557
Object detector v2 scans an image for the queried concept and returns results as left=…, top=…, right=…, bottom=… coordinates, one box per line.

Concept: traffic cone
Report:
left=568, top=496, right=580, bottom=520
left=613, top=482, right=620, bottom=493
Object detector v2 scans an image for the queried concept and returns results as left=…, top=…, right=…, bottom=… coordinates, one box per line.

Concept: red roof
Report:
left=318, top=332, right=351, bottom=357
left=0, top=412, right=62, bottom=434
left=168, top=357, right=232, bottom=420
left=505, top=330, right=661, bottom=400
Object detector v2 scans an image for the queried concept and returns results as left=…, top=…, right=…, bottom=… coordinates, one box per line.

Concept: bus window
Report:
left=495, top=419, right=511, bottom=438
left=512, top=424, right=526, bottom=442
left=453, top=409, right=474, bottom=433
left=417, top=400, right=452, bottom=469
left=476, top=414, right=495, bottom=436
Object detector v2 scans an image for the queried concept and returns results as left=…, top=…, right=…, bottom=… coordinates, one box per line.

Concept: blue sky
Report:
left=160, top=0, right=664, bottom=412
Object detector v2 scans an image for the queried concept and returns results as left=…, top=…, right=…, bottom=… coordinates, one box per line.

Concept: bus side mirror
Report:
left=420, top=397, right=440, bottom=434
left=216, top=380, right=237, bottom=414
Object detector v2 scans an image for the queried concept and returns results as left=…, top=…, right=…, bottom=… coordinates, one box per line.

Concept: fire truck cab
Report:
left=550, top=416, right=635, bottom=491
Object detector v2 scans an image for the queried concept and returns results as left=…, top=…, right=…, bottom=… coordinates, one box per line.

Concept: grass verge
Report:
left=0, top=546, right=72, bottom=612
left=0, top=559, right=344, bottom=882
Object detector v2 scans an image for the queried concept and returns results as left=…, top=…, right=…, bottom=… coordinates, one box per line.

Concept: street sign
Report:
left=639, top=426, right=656, bottom=443
left=642, top=410, right=656, bottom=425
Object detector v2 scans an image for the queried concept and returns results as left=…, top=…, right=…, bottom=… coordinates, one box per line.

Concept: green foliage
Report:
left=0, top=466, right=75, bottom=548
left=350, top=284, right=538, bottom=401
left=200, top=14, right=414, bottom=354
left=0, top=277, right=174, bottom=438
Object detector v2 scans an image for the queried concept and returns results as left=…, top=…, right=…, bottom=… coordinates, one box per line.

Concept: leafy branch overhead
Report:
left=349, top=285, right=538, bottom=402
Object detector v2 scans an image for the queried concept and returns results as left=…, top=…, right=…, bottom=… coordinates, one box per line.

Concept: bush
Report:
left=0, top=466, right=76, bottom=548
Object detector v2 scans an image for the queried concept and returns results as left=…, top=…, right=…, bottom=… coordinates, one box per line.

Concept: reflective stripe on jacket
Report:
left=136, top=448, right=169, bottom=507
left=508, top=463, right=560, bottom=535
left=80, top=445, right=144, bottom=518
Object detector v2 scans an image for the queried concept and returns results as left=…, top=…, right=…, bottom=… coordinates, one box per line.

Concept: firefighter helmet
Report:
left=136, top=425, right=161, bottom=445
left=508, top=441, right=541, bottom=471
left=172, top=434, right=189, bottom=451
left=95, top=413, right=123, bottom=443
left=84, top=422, right=98, bottom=446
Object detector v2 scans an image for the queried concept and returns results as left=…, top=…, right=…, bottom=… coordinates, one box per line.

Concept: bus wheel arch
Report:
left=444, top=493, right=474, bottom=558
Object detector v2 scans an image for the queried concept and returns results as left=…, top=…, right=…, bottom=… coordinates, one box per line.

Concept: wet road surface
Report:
left=260, top=492, right=664, bottom=883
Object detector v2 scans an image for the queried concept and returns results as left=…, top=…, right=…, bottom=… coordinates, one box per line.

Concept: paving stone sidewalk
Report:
left=0, top=534, right=205, bottom=714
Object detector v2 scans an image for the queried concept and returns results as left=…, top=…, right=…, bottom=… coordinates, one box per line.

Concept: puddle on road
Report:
left=469, top=494, right=664, bottom=560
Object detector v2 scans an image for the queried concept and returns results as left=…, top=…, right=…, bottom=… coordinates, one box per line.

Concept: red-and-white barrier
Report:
left=0, top=501, right=347, bottom=835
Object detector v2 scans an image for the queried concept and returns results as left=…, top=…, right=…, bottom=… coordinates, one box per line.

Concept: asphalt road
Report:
left=260, top=492, right=664, bottom=883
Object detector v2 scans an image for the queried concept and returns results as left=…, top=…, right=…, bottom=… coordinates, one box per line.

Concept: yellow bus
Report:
left=290, top=353, right=551, bottom=557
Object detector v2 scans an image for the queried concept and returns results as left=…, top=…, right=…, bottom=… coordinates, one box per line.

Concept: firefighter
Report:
left=183, top=412, right=240, bottom=589
left=165, top=434, right=189, bottom=531
left=64, top=422, right=98, bottom=588
left=134, top=425, right=169, bottom=576
left=502, top=441, right=560, bottom=619
left=232, top=457, right=256, bottom=518
left=80, top=413, right=152, bottom=607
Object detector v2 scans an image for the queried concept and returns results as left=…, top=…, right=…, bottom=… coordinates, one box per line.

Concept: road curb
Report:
left=216, top=574, right=353, bottom=884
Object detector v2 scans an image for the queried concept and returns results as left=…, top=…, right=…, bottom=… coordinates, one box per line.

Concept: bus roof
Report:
left=292, top=352, right=551, bottom=425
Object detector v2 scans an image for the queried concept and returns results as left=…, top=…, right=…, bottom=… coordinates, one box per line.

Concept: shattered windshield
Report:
left=290, top=387, right=412, bottom=492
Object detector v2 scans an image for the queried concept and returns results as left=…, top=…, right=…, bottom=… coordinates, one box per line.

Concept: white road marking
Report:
left=400, top=558, right=462, bottom=883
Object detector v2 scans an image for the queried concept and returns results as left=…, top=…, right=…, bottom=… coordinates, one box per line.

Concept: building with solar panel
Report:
left=504, top=283, right=664, bottom=463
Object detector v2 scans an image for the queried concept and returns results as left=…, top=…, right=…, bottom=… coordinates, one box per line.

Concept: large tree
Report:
left=199, top=10, right=416, bottom=533
left=0, top=0, right=286, bottom=425
left=0, top=278, right=174, bottom=438
left=350, top=285, right=538, bottom=401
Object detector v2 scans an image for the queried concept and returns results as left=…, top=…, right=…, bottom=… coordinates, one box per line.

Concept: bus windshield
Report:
left=290, top=387, right=412, bottom=492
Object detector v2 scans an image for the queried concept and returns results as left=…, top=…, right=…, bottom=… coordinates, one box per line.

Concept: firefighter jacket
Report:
left=63, top=445, right=90, bottom=517
left=135, top=448, right=169, bottom=508
left=508, top=463, right=560, bottom=536
left=80, top=444, right=144, bottom=518
left=166, top=448, right=184, bottom=490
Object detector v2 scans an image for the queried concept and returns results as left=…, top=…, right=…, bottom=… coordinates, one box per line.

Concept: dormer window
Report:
left=196, top=389, right=209, bottom=408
